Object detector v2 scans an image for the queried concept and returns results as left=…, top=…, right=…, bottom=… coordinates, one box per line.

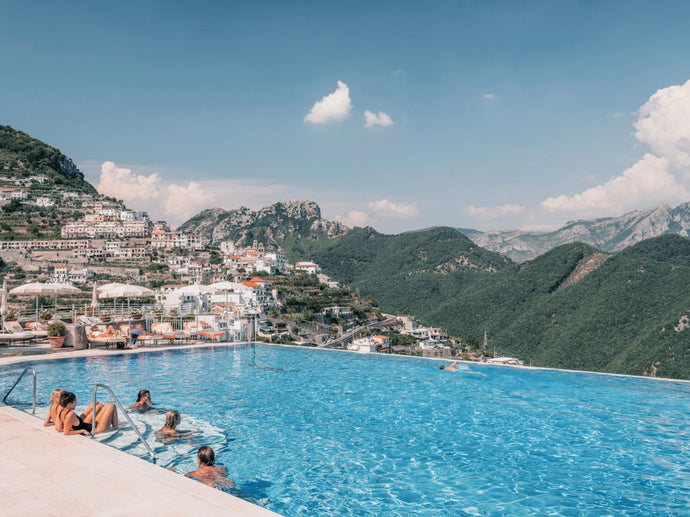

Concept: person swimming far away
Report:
left=185, top=446, right=235, bottom=489
left=440, top=361, right=486, bottom=375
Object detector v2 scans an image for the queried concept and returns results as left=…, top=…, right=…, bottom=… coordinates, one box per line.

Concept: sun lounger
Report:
left=150, top=321, right=192, bottom=343
left=0, top=320, right=48, bottom=342
left=0, top=331, right=36, bottom=346
left=86, top=324, right=126, bottom=349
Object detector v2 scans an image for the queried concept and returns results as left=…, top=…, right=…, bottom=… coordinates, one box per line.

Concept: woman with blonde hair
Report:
left=43, top=388, right=63, bottom=427
left=156, top=410, right=199, bottom=442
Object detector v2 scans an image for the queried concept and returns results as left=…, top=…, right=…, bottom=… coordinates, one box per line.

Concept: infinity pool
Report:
left=3, top=344, right=690, bottom=515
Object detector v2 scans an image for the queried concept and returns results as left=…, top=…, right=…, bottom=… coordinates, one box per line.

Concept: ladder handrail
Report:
left=92, top=383, right=156, bottom=464
left=3, top=366, right=36, bottom=415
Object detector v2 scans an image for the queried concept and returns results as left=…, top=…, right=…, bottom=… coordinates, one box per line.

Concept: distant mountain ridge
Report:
left=179, top=200, right=350, bottom=247
left=461, top=203, right=690, bottom=262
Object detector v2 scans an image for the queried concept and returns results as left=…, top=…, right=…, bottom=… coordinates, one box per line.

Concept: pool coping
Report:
left=0, top=342, right=281, bottom=517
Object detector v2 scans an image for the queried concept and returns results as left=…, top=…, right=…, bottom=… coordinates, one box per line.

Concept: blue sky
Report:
left=3, top=1, right=690, bottom=233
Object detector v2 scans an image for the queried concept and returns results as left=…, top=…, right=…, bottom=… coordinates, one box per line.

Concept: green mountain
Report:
left=301, top=225, right=513, bottom=316
left=0, top=125, right=101, bottom=240
left=303, top=229, right=690, bottom=379
left=0, top=125, right=96, bottom=195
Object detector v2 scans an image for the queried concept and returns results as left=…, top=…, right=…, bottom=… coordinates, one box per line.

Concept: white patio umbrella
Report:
left=10, top=281, right=82, bottom=318
left=171, top=284, right=215, bottom=297
left=10, top=282, right=81, bottom=296
left=98, top=283, right=155, bottom=320
left=98, top=284, right=154, bottom=299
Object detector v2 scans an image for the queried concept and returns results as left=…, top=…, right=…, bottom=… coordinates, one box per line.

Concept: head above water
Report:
left=136, top=389, right=151, bottom=403
left=164, top=410, right=181, bottom=429
left=197, top=446, right=215, bottom=467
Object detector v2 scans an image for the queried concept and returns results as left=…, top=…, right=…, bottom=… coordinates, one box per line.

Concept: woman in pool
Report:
left=129, top=389, right=154, bottom=412
left=57, top=391, right=118, bottom=436
left=43, top=388, right=63, bottom=427
left=156, top=410, right=199, bottom=442
left=185, top=446, right=235, bottom=489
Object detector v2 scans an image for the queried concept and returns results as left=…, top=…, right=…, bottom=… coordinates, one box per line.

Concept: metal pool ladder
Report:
left=92, top=383, right=156, bottom=464
left=3, top=366, right=36, bottom=415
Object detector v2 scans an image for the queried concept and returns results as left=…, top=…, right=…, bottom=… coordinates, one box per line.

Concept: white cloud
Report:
left=364, top=110, right=394, bottom=128
left=304, top=80, right=352, bottom=124
left=97, top=161, right=161, bottom=205
left=341, top=211, right=370, bottom=227
left=368, top=199, right=420, bottom=219
left=634, top=78, right=690, bottom=174
left=465, top=204, right=526, bottom=220
left=540, top=154, right=686, bottom=214
left=530, top=79, right=690, bottom=226
left=482, top=93, right=496, bottom=101
left=163, top=182, right=210, bottom=223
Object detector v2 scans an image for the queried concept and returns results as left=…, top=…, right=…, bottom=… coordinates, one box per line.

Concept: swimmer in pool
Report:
left=156, top=410, right=200, bottom=442
left=440, top=361, right=459, bottom=372
left=185, top=446, right=235, bottom=489
left=440, top=361, right=486, bottom=376
left=129, top=389, right=154, bottom=412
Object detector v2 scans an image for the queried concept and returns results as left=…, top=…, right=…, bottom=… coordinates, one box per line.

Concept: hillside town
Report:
left=0, top=182, right=497, bottom=360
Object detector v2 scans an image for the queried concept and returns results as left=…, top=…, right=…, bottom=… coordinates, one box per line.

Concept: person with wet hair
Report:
left=156, top=410, right=199, bottom=442
left=129, top=389, right=154, bottom=412
left=185, top=446, right=235, bottom=489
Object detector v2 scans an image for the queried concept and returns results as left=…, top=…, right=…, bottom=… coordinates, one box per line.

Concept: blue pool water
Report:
left=2, top=344, right=690, bottom=516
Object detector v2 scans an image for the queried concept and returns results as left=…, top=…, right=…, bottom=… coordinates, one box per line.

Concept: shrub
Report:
left=47, top=322, right=66, bottom=336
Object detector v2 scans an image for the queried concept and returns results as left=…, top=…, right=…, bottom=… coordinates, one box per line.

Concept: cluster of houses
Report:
left=0, top=183, right=464, bottom=354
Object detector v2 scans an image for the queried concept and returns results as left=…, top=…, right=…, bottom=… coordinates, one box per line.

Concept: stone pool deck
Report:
left=0, top=345, right=281, bottom=517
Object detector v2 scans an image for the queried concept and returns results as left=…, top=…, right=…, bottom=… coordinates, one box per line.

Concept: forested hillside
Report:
left=302, top=230, right=690, bottom=379
left=0, top=125, right=96, bottom=194
left=301, top=225, right=513, bottom=317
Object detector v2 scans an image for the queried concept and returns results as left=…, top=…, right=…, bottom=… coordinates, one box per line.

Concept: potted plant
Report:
left=100, top=311, right=111, bottom=322
left=40, top=309, right=54, bottom=322
left=5, top=309, right=18, bottom=321
left=131, top=309, right=142, bottom=320
left=47, top=321, right=67, bottom=348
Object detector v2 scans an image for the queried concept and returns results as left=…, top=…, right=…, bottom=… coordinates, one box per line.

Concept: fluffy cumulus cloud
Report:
left=97, top=161, right=161, bottom=204
left=304, top=81, right=352, bottom=124
left=540, top=154, right=683, bottom=213
left=364, top=110, right=394, bottom=127
left=97, top=161, right=222, bottom=226
left=342, top=211, right=370, bottom=227
left=465, top=204, right=526, bottom=220
left=163, top=182, right=211, bottom=223
left=634, top=79, right=690, bottom=174
left=368, top=199, right=420, bottom=219
left=526, top=79, right=690, bottom=226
